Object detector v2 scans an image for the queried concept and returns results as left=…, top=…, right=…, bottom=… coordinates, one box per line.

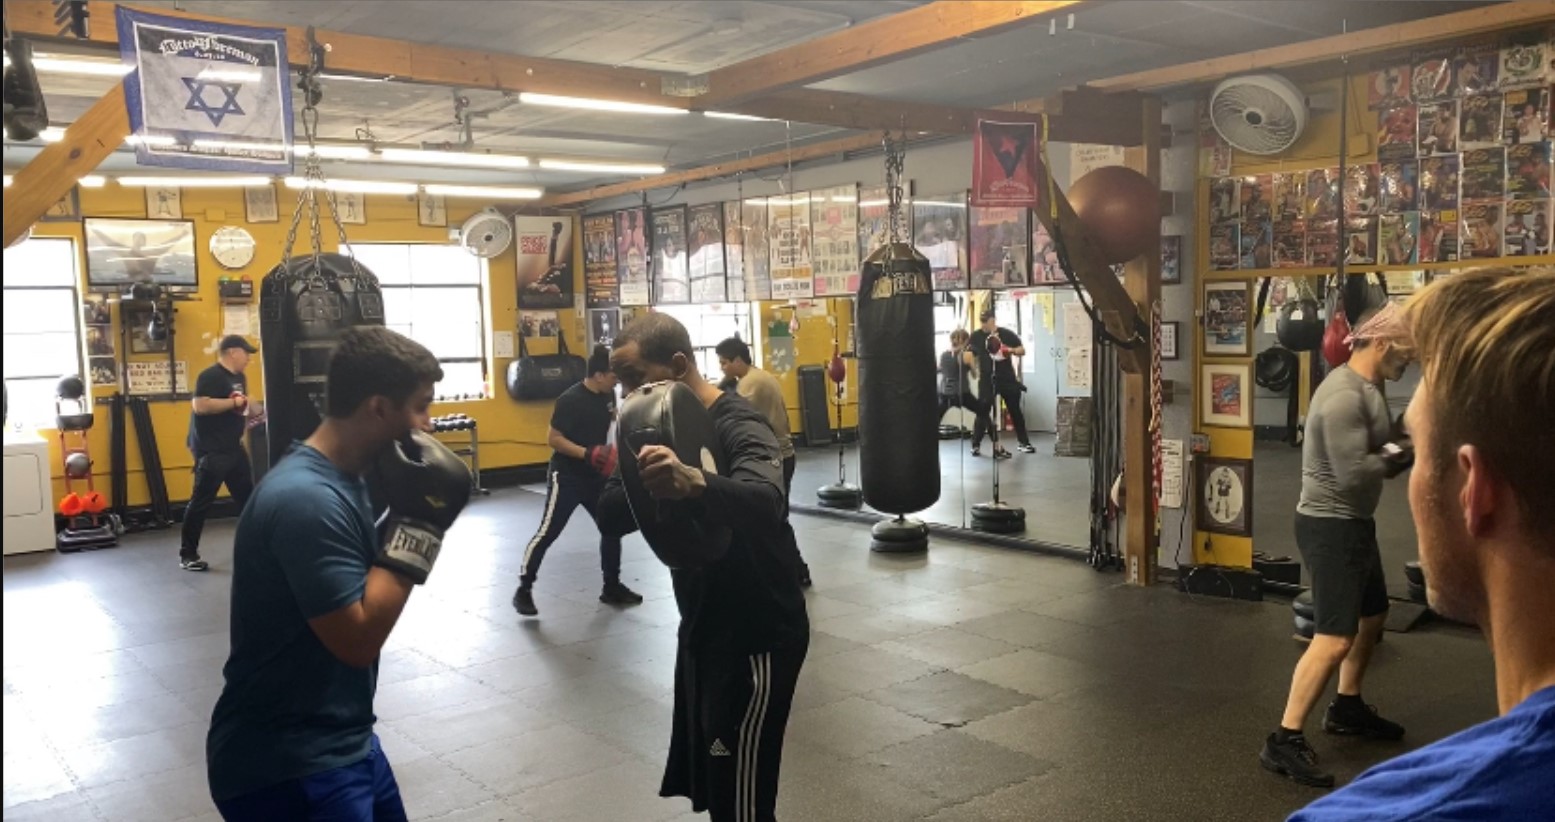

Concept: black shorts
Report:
left=661, top=641, right=807, bottom=822
left=1295, top=513, right=1389, bottom=636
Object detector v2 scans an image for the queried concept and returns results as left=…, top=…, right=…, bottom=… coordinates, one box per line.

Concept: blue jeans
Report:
left=215, top=735, right=407, bottom=822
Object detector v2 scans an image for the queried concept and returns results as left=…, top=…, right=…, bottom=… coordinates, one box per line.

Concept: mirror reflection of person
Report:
left=938, top=328, right=1003, bottom=458
left=969, top=309, right=1033, bottom=454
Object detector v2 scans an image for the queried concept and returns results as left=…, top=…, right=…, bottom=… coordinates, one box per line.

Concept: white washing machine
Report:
left=4, top=429, right=56, bottom=555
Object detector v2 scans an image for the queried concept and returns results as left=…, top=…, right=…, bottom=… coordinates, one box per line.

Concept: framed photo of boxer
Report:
left=1203, top=281, right=1251, bottom=356
left=1201, top=361, right=1253, bottom=428
left=1161, top=235, right=1183, bottom=284
left=1196, top=456, right=1253, bottom=536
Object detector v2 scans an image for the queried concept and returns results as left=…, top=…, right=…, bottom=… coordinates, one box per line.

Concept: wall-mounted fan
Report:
left=459, top=208, right=512, bottom=258
left=1209, top=73, right=1309, bottom=156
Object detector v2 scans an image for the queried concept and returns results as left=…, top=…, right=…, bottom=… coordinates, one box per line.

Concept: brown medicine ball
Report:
left=1068, top=166, right=1161, bottom=265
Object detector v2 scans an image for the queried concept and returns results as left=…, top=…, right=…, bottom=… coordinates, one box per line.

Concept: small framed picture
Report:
left=332, top=191, right=366, bottom=225
left=145, top=186, right=182, bottom=219
left=1160, top=320, right=1181, bottom=360
left=1196, top=456, right=1254, bottom=536
left=417, top=193, right=447, bottom=228
left=41, top=187, right=81, bottom=222
left=1201, top=361, right=1254, bottom=428
left=1204, top=281, right=1251, bottom=357
left=1161, top=235, right=1183, bottom=284
left=244, top=185, right=279, bottom=223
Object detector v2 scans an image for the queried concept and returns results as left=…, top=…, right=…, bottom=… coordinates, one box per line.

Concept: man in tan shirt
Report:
left=717, top=337, right=811, bottom=587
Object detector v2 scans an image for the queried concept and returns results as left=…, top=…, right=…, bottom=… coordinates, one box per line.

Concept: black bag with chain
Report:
left=505, top=333, right=585, bottom=401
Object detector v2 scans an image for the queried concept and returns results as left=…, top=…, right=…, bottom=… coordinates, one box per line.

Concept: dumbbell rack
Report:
left=430, top=415, right=489, bottom=496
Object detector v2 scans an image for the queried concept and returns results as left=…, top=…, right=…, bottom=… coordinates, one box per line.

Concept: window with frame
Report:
left=652, top=303, right=754, bottom=377
left=3, top=237, right=86, bottom=430
left=343, top=243, right=489, bottom=399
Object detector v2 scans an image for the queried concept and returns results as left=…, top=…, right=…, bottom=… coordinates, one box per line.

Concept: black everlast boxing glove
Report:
left=1381, top=440, right=1415, bottom=478
left=370, top=430, right=473, bottom=584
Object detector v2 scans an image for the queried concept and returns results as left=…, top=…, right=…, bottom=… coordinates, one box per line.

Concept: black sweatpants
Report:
left=662, top=640, right=808, bottom=821
left=520, top=471, right=621, bottom=586
left=779, top=456, right=809, bottom=578
left=939, top=392, right=995, bottom=441
left=181, top=448, right=254, bottom=557
left=977, top=380, right=1031, bottom=448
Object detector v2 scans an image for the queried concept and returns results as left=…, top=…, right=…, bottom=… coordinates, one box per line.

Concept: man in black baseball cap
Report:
left=181, top=335, right=259, bottom=571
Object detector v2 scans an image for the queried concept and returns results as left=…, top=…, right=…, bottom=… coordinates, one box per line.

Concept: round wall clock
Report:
left=210, top=226, right=257, bottom=270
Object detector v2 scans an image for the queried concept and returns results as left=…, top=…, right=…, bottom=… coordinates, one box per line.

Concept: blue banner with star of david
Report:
left=116, top=7, right=293, bottom=174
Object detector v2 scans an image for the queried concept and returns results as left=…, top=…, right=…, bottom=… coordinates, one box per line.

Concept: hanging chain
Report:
left=883, top=132, right=906, bottom=243
left=277, top=29, right=373, bottom=287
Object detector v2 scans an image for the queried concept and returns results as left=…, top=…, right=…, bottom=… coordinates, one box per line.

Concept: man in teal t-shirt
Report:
left=207, top=327, right=462, bottom=820
left=1291, top=269, right=1555, bottom=820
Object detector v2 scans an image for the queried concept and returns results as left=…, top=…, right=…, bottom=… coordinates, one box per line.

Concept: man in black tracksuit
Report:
left=600, top=313, right=808, bottom=822
left=512, top=344, right=643, bottom=617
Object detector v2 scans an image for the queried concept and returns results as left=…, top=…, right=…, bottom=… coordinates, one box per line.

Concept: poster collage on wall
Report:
left=1208, top=32, right=1553, bottom=273
left=579, top=184, right=1101, bottom=311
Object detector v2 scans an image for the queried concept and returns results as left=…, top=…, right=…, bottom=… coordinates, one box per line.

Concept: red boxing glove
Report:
left=986, top=335, right=1005, bottom=358
left=586, top=444, right=617, bottom=478
left=231, top=391, right=248, bottom=413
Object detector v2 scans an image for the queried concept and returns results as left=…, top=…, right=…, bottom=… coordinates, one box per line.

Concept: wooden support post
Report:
left=1121, top=96, right=1163, bottom=586
left=2, top=82, right=130, bottom=248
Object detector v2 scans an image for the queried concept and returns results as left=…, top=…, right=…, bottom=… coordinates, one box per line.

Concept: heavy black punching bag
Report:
left=260, top=252, right=385, bottom=466
left=857, top=242, right=940, bottom=519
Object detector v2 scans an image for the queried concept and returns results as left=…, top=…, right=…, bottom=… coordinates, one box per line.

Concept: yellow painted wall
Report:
left=753, top=297, right=859, bottom=435
left=33, top=184, right=577, bottom=507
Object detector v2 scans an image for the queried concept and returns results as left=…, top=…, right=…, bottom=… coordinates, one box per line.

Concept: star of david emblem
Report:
left=182, top=77, right=245, bottom=127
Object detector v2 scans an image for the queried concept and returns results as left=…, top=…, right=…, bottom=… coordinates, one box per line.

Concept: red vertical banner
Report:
left=971, top=119, right=1043, bottom=208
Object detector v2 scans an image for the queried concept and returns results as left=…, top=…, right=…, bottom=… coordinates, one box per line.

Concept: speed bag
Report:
left=1322, top=310, right=1353, bottom=368
left=1275, top=299, right=1324, bottom=353
left=506, top=333, right=585, bottom=401
left=855, top=242, right=941, bottom=515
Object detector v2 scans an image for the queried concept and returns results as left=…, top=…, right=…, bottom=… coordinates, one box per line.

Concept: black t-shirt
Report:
left=190, top=363, right=247, bottom=454
left=550, top=381, right=616, bottom=479
left=969, top=327, right=1023, bottom=386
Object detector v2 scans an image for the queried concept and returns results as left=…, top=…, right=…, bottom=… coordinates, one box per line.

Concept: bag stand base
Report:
left=870, top=515, right=928, bottom=554
left=817, top=483, right=863, bottom=510
left=971, top=501, right=1026, bottom=535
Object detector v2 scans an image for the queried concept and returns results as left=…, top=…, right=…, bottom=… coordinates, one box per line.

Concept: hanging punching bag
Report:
left=260, top=252, right=386, bottom=466
left=856, top=242, right=940, bottom=514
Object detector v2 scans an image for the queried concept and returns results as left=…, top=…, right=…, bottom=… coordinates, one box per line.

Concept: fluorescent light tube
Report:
left=33, top=57, right=131, bottom=77
left=39, top=127, right=65, bottom=143
left=284, top=177, right=418, bottom=195
left=538, top=159, right=665, bottom=175
left=125, top=134, right=178, bottom=147
left=519, top=92, right=687, bottom=116
left=704, top=111, right=774, bottom=122
left=298, top=144, right=374, bottom=160
left=3, top=176, right=12, bottom=188
left=118, top=176, right=271, bottom=188
left=380, top=148, right=530, bottom=169
left=424, top=184, right=543, bottom=200
left=78, top=175, right=106, bottom=187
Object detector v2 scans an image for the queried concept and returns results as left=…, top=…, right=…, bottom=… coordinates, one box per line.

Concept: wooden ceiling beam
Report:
left=699, top=1, right=1085, bottom=107
left=3, top=83, right=131, bottom=247
left=1090, top=0, right=1555, bottom=93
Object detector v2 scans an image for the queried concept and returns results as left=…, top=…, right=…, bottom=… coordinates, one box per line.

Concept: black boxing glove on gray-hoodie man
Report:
left=370, top=430, right=473, bottom=584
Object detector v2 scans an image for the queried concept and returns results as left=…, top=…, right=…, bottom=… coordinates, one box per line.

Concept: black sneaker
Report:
left=993, top=448, right=1013, bottom=460
left=180, top=555, right=209, bottom=572
left=1260, top=732, right=1334, bottom=788
left=600, top=582, right=643, bottom=606
left=1018, top=443, right=1037, bottom=454
left=512, top=586, right=538, bottom=616
left=1324, top=699, right=1405, bottom=741
left=971, top=446, right=983, bottom=457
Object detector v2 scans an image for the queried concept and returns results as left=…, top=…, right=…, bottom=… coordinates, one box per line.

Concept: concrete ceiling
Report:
left=2, top=1, right=1504, bottom=193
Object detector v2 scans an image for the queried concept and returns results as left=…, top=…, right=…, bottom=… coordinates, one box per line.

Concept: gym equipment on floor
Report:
left=53, top=377, right=118, bottom=551
left=816, top=343, right=861, bottom=511
left=430, top=414, right=489, bottom=496
left=971, top=374, right=1025, bottom=535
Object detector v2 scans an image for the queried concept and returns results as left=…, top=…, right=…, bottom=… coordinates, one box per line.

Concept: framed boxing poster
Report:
left=1196, top=456, right=1253, bottom=537
left=1201, top=361, right=1253, bottom=429
left=1203, top=281, right=1250, bottom=357
left=516, top=215, right=576, bottom=309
